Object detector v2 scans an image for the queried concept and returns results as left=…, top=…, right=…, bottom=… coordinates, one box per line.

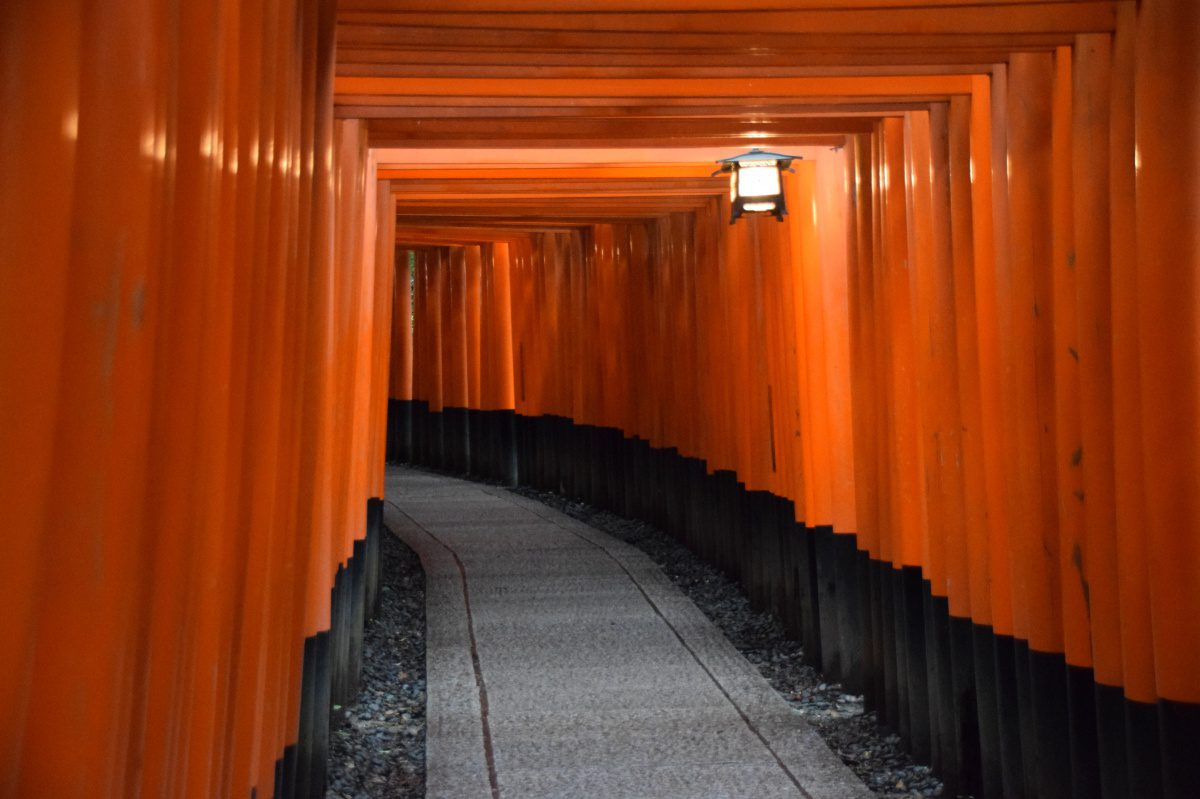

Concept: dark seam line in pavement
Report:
left=489, top=491, right=816, bottom=799
left=388, top=501, right=502, bottom=799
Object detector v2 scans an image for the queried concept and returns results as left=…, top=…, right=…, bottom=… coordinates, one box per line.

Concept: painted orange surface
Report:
left=1134, top=0, right=1200, bottom=706
left=5, top=1, right=1200, bottom=796
left=2, top=0, right=396, bottom=794
left=338, top=75, right=976, bottom=100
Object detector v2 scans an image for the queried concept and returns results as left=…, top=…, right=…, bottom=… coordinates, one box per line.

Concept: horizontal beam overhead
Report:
left=338, top=3, right=1116, bottom=35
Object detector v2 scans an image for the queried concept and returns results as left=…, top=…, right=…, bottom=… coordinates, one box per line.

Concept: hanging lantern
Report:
left=715, top=148, right=802, bottom=224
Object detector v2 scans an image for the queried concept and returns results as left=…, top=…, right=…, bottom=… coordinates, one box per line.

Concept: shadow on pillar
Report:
left=278, top=496, right=385, bottom=798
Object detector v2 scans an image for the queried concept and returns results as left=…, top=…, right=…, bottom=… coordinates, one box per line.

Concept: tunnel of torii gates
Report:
left=1, top=1, right=1199, bottom=798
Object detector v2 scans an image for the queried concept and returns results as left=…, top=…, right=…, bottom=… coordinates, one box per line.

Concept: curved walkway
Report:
left=384, top=466, right=870, bottom=799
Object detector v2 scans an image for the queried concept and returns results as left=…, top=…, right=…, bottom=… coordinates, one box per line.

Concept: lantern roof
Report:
left=717, top=148, right=803, bottom=164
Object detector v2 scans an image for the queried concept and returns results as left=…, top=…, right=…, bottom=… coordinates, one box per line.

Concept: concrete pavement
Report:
left=383, top=465, right=870, bottom=799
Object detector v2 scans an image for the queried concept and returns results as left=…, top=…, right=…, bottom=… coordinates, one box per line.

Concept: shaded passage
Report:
left=384, top=466, right=869, bottom=799
left=515, top=486, right=942, bottom=798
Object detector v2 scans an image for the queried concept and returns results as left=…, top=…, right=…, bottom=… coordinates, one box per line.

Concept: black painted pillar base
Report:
left=366, top=498, right=383, bottom=618
left=287, top=631, right=330, bottom=799
left=1159, top=699, right=1200, bottom=799
left=386, top=399, right=414, bottom=464
left=278, top=500, right=382, bottom=799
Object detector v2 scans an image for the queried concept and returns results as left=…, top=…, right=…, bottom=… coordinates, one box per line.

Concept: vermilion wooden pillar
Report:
left=1134, top=2, right=1200, bottom=796
left=1006, top=49, right=1073, bottom=799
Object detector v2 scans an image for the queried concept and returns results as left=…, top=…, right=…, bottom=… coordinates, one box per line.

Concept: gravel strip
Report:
left=327, top=528, right=426, bottom=799
left=513, top=486, right=948, bottom=799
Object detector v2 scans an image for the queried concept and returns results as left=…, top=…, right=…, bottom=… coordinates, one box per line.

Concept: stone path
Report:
left=384, top=466, right=870, bottom=799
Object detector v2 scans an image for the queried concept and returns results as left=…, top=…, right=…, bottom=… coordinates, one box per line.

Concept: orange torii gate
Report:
left=2, top=1, right=1197, bottom=798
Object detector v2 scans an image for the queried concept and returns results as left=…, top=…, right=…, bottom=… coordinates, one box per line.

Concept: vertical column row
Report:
left=0, top=4, right=395, bottom=797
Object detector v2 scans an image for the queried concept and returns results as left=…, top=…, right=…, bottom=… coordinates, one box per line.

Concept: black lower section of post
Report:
left=1094, top=681, right=1129, bottom=799
left=365, top=497, right=383, bottom=617
left=1127, top=694, right=1165, bottom=799
left=275, top=495, right=387, bottom=799
left=972, top=624, right=1003, bottom=799
left=1066, top=663, right=1102, bottom=799
left=386, top=399, right=414, bottom=464
left=288, top=630, right=329, bottom=799
left=1159, top=699, right=1200, bottom=799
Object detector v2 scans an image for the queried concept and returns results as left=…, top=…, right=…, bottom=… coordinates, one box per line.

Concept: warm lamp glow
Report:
left=715, top=147, right=802, bottom=224
left=736, top=164, right=782, bottom=198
